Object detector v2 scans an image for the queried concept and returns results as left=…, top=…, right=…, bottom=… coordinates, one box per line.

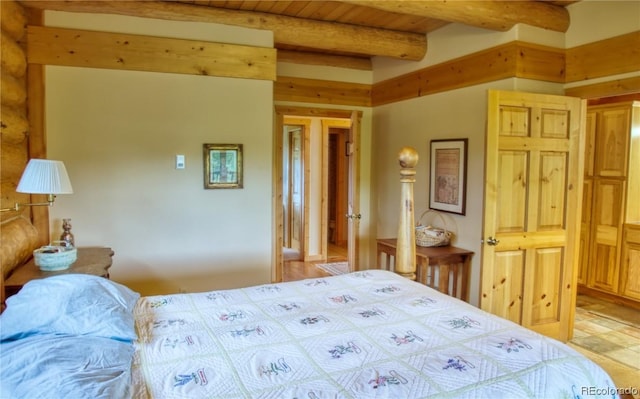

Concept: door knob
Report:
left=486, top=236, right=500, bottom=246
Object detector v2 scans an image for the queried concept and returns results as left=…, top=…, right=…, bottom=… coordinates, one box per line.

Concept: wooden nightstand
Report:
left=4, top=247, right=114, bottom=298
left=376, top=238, right=473, bottom=301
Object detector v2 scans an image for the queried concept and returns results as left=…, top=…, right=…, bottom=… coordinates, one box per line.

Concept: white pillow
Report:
left=0, top=274, right=140, bottom=342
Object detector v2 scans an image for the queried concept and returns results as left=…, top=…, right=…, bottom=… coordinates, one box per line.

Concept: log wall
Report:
left=1, top=0, right=40, bottom=307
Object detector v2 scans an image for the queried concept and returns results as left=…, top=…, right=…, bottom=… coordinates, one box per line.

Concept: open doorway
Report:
left=327, top=126, right=349, bottom=262
left=273, top=107, right=361, bottom=283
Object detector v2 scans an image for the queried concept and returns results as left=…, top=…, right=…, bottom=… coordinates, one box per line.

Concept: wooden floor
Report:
left=283, top=243, right=347, bottom=281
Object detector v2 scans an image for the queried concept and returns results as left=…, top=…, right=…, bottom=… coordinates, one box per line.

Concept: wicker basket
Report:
left=33, top=241, right=77, bottom=271
left=415, top=210, right=452, bottom=247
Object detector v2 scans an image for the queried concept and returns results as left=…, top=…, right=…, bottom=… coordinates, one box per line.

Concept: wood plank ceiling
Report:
left=21, top=0, right=577, bottom=69
left=176, top=0, right=577, bottom=67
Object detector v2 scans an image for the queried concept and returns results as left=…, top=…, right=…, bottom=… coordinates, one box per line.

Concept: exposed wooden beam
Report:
left=372, top=41, right=565, bottom=106
left=275, top=76, right=371, bottom=107
left=277, top=50, right=372, bottom=71
left=27, top=26, right=277, bottom=81
left=344, top=0, right=570, bottom=32
left=565, top=76, right=640, bottom=99
left=20, top=1, right=427, bottom=61
left=566, top=31, right=640, bottom=83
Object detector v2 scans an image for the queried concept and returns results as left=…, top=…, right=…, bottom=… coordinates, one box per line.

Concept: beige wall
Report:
left=45, top=12, right=274, bottom=295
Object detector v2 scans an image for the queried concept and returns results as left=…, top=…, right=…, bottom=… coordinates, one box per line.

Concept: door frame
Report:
left=283, top=118, right=311, bottom=258
left=273, top=106, right=361, bottom=282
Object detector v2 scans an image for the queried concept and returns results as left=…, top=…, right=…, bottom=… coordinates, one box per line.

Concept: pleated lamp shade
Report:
left=16, top=159, right=73, bottom=194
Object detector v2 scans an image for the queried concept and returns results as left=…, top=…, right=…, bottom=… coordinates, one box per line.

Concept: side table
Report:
left=4, top=247, right=114, bottom=299
left=377, top=238, right=473, bottom=301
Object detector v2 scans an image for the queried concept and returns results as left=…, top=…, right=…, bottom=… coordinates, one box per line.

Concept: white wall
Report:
left=45, top=12, right=274, bottom=295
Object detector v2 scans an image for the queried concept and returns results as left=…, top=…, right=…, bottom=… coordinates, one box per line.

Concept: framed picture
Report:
left=203, top=143, right=243, bottom=189
left=429, top=139, right=467, bottom=215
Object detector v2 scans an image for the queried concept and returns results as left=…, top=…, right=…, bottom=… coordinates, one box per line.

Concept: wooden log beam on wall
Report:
left=565, top=76, right=640, bottom=99
left=277, top=50, right=372, bottom=71
left=343, top=0, right=570, bottom=32
left=27, top=26, right=277, bottom=81
left=566, top=31, right=640, bottom=83
left=275, top=76, right=371, bottom=107
left=27, top=9, right=53, bottom=246
left=372, top=41, right=564, bottom=106
left=1, top=0, right=27, bottom=41
left=1, top=31, right=27, bottom=78
left=1, top=106, right=29, bottom=145
left=0, top=73, right=26, bottom=108
left=21, top=1, right=427, bottom=61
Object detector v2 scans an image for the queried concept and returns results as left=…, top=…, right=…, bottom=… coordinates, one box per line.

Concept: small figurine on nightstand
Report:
left=60, top=218, right=75, bottom=247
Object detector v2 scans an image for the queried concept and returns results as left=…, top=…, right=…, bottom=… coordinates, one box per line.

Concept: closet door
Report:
left=595, top=107, right=630, bottom=177
left=588, top=179, right=624, bottom=293
left=578, top=111, right=597, bottom=285
left=620, top=225, right=640, bottom=301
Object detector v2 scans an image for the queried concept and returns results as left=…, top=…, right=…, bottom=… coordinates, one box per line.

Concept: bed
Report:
left=0, top=148, right=620, bottom=398
left=0, top=270, right=619, bottom=398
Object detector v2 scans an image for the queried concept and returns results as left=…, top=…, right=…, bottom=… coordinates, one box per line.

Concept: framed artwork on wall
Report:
left=429, top=138, right=467, bottom=215
left=203, top=143, right=243, bottom=189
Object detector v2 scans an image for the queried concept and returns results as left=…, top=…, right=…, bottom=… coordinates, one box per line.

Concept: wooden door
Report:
left=588, top=179, right=624, bottom=293
left=481, top=90, right=585, bottom=342
left=288, top=129, right=304, bottom=253
left=578, top=111, right=596, bottom=285
left=347, top=111, right=361, bottom=270
left=620, top=225, right=640, bottom=301
left=595, top=106, right=631, bottom=177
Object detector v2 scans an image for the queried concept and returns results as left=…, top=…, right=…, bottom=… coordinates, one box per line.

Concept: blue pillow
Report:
left=0, top=334, right=134, bottom=399
left=0, top=274, right=140, bottom=342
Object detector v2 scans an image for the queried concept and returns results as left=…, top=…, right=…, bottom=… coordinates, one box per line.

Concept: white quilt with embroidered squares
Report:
left=131, top=270, right=617, bottom=398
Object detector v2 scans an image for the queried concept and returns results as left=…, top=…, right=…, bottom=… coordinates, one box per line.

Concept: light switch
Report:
left=176, top=155, right=185, bottom=169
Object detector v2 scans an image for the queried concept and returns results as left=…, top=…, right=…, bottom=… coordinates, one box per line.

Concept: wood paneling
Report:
left=565, top=76, right=640, bottom=99
left=527, top=248, right=563, bottom=326
left=483, top=250, right=525, bottom=322
left=343, top=0, right=570, bottom=32
left=27, top=26, right=277, bottom=81
left=372, top=42, right=565, bottom=106
left=275, top=76, right=371, bottom=107
left=595, top=107, right=631, bottom=177
left=566, top=32, right=640, bottom=83
left=580, top=102, right=640, bottom=307
left=589, top=179, right=624, bottom=293
left=620, top=224, right=640, bottom=301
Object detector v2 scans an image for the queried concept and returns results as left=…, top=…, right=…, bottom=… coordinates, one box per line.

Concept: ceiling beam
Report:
left=20, top=1, right=427, bottom=61
left=343, top=0, right=570, bottom=33
left=277, top=50, right=372, bottom=71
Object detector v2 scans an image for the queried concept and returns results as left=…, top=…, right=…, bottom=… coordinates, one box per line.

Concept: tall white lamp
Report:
left=1, top=159, right=73, bottom=212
